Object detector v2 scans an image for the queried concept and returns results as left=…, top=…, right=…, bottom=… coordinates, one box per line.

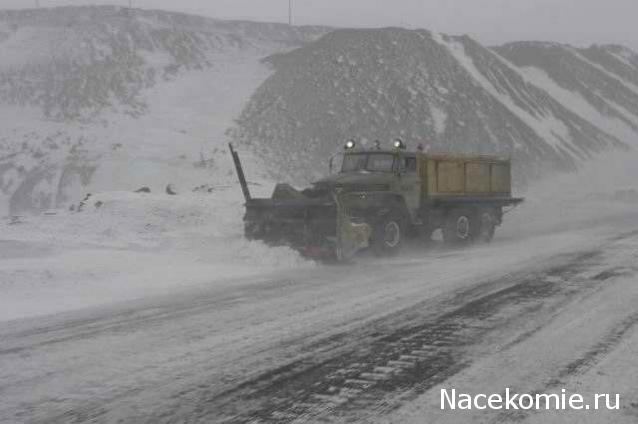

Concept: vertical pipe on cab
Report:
left=229, top=143, right=252, bottom=202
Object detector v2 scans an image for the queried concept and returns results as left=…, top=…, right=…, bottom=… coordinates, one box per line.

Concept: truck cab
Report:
left=314, top=142, right=421, bottom=218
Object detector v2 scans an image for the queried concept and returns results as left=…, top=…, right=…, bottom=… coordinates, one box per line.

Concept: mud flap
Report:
left=334, top=193, right=372, bottom=261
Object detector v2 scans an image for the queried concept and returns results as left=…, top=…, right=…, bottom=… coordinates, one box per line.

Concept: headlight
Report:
left=393, top=138, right=406, bottom=149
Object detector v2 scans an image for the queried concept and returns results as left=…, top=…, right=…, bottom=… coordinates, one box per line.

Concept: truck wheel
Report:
left=372, top=215, right=404, bottom=257
left=443, top=209, right=475, bottom=244
left=476, top=210, right=496, bottom=243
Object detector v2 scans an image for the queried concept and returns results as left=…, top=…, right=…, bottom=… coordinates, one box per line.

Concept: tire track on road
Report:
left=171, top=249, right=616, bottom=423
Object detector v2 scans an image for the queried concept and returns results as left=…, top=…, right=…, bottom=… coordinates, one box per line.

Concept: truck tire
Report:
left=475, top=209, right=496, bottom=243
left=372, top=214, right=405, bottom=257
left=443, top=208, right=476, bottom=244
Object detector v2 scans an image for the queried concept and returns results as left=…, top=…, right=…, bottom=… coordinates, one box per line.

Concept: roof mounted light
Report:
left=393, top=138, right=406, bottom=150
left=345, top=139, right=356, bottom=150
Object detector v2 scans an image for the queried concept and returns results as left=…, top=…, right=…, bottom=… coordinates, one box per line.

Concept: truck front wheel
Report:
left=372, top=215, right=404, bottom=257
left=443, top=209, right=475, bottom=244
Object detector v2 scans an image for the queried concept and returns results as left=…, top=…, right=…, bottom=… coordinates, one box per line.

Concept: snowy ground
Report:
left=2, top=149, right=637, bottom=322
left=0, top=205, right=637, bottom=422
left=0, top=151, right=636, bottom=322
left=0, top=188, right=308, bottom=322
left=377, top=234, right=638, bottom=424
left=0, top=151, right=638, bottom=422
left=0, top=43, right=311, bottom=322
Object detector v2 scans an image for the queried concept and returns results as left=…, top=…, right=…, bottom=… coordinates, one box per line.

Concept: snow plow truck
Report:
left=230, top=140, right=523, bottom=261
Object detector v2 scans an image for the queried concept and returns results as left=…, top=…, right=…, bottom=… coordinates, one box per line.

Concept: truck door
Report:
left=400, top=155, right=421, bottom=216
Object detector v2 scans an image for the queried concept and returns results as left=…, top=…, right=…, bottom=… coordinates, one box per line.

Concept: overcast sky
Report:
left=1, top=0, right=636, bottom=50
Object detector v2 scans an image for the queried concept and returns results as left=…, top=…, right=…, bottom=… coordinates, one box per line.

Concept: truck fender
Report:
left=374, top=194, right=411, bottom=223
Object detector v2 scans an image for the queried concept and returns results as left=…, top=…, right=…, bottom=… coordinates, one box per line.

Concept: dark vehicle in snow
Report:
left=230, top=141, right=523, bottom=261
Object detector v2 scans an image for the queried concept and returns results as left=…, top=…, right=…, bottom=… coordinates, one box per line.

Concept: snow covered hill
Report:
left=0, top=6, right=328, bottom=215
left=232, top=29, right=636, bottom=185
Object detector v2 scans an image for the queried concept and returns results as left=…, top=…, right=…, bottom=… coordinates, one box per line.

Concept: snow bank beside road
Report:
left=0, top=189, right=310, bottom=322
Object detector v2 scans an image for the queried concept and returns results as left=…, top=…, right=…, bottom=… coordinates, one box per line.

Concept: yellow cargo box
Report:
left=419, top=154, right=512, bottom=197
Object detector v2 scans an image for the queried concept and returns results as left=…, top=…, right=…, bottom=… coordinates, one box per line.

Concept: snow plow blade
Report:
left=229, top=143, right=370, bottom=261
left=244, top=191, right=371, bottom=261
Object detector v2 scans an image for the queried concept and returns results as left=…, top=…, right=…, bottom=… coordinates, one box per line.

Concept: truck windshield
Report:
left=341, top=153, right=396, bottom=173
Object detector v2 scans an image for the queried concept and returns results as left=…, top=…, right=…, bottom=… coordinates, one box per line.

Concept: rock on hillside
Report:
left=232, top=28, right=629, bottom=185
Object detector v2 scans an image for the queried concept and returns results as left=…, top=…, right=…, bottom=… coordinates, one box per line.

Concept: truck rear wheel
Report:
left=372, top=215, right=404, bottom=257
left=443, top=209, right=476, bottom=244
